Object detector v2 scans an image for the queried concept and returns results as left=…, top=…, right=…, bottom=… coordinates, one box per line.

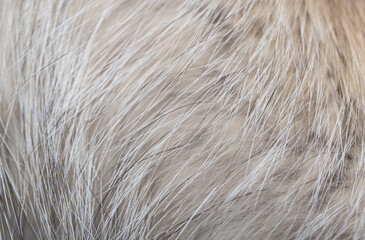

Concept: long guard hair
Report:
left=1, top=0, right=365, bottom=239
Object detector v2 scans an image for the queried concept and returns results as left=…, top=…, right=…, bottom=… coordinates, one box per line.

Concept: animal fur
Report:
left=1, top=0, right=365, bottom=239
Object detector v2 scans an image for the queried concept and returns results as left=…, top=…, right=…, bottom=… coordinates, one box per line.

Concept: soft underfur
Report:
left=1, top=0, right=365, bottom=239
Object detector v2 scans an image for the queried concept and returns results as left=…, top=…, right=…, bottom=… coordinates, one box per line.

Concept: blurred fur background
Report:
left=2, top=0, right=365, bottom=239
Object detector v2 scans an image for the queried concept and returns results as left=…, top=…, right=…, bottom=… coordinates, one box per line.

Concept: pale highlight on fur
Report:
left=1, top=0, right=365, bottom=239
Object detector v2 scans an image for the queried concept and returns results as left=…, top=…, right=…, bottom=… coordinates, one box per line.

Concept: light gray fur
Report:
left=1, top=0, right=365, bottom=239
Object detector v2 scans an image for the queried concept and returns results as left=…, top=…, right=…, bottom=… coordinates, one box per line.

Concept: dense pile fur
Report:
left=2, top=0, right=365, bottom=239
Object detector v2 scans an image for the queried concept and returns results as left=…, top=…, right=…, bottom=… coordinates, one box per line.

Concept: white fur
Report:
left=1, top=0, right=365, bottom=239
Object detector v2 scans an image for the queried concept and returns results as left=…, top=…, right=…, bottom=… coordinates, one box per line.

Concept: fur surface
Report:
left=2, top=0, right=365, bottom=239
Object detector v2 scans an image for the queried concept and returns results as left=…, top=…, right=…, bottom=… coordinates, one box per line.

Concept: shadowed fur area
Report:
left=2, top=0, right=365, bottom=239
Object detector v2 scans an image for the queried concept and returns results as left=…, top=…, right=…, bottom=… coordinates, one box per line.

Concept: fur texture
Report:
left=2, top=0, right=365, bottom=239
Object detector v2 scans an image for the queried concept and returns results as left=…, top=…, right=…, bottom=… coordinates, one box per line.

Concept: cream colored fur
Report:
left=1, top=0, right=365, bottom=239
